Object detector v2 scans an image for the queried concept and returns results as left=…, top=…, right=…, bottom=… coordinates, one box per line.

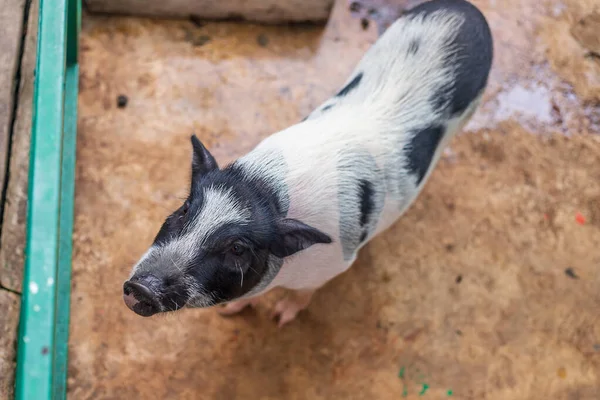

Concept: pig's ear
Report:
left=270, top=218, right=332, bottom=258
left=190, top=134, right=218, bottom=181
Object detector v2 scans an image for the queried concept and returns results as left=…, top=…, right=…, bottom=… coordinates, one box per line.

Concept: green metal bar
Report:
left=15, top=0, right=79, bottom=398
left=53, top=1, right=80, bottom=397
left=52, top=64, right=79, bottom=400
left=65, top=0, right=79, bottom=65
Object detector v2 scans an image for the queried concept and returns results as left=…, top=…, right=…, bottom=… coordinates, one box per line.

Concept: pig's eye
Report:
left=230, top=242, right=246, bottom=256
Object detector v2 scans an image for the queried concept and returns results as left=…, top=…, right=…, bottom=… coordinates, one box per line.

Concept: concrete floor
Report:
left=0, top=0, right=37, bottom=398
left=68, top=0, right=600, bottom=398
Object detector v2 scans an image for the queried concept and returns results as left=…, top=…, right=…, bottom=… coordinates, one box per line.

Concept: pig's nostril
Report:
left=123, top=281, right=160, bottom=317
left=124, top=281, right=154, bottom=299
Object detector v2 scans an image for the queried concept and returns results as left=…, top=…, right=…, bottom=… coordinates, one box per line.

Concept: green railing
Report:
left=15, top=0, right=80, bottom=398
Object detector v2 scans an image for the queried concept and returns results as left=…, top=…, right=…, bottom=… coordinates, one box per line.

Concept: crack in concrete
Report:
left=0, top=283, right=21, bottom=296
left=0, top=0, right=33, bottom=242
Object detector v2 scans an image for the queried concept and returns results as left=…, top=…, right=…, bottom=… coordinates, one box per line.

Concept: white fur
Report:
left=132, top=186, right=250, bottom=277
left=186, top=186, right=251, bottom=244
left=238, top=8, right=482, bottom=293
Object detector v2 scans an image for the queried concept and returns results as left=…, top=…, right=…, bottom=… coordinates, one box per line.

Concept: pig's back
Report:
left=295, top=0, right=494, bottom=260
left=241, top=1, right=494, bottom=287
left=311, top=0, right=492, bottom=126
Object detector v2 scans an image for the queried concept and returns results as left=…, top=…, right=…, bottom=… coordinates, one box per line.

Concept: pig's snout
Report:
left=123, top=276, right=161, bottom=317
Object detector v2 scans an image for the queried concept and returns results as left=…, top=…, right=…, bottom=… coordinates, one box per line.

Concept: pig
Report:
left=123, top=0, right=493, bottom=326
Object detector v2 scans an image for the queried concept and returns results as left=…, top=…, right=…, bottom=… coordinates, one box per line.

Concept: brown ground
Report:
left=69, top=0, right=600, bottom=399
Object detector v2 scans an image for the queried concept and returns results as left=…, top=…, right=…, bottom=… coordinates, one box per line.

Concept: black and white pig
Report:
left=123, top=0, right=493, bottom=326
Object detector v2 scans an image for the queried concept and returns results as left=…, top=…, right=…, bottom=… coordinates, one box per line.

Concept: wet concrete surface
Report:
left=69, top=0, right=600, bottom=399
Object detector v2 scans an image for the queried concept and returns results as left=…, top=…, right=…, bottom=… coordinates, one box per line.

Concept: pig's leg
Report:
left=271, top=289, right=316, bottom=328
left=218, top=296, right=260, bottom=316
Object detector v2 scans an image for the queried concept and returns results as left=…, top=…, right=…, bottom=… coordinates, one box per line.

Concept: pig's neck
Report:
left=236, top=124, right=352, bottom=291
left=238, top=123, right=343, bottom=237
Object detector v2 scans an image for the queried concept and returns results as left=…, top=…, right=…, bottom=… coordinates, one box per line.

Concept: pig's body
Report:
left=238, top=0, right=492, bottom=295
left=124, top=0, right=493, bottom=325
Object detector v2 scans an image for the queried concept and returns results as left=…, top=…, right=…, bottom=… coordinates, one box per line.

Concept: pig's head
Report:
left=123, top=135, right=331, bottom=317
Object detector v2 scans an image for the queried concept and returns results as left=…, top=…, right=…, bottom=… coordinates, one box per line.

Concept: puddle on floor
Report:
left=466, top=61, right=599, bottom=136
left=349, top=0, right=599, bottom=137
left=495, top=84, right=553, bottom=125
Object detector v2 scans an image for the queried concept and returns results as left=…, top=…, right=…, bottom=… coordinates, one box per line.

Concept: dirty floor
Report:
left=0, top=0, right=37, bottom=398
left=69, top=0, right=600, bottom=399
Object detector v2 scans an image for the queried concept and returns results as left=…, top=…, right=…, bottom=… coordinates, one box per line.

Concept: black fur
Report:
left=191, top=135, right=218, bottom=183
left=269, top=219, right=332, bottom=258
left=359, top=231, right=367, bottom=243
left=358, top=180, right=374, bottom=227
left=405, top=124, right=445, bottom=185
left=185, top=220, right=274, bottom=303
left=406, top=0, right=493, bottom=116
left=336, top=72, right=363, bottom=97
left=146, top=163, right=283, bottom=306
left=301, top=104, right=334, bottom=123
left=407, top=38, right=420, bottom=55
left=152, top=199, right=192, bottom=247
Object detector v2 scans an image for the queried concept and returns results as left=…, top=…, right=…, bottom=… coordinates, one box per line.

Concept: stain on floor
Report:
left=69, top=0, right=600, bottom=399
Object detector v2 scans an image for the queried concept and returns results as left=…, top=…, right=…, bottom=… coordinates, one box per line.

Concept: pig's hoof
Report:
left=271, top=290, right=315, bottom=328
left=218, top=298, right=258, bottom=316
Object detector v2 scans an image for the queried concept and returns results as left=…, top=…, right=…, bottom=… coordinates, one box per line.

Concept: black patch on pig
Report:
left=337, top=151, right=384, bottom=259
left=147, top=163, right=285, bottom=304
left=359, top=231, right=367, bottom=243
left=405, top=125, right=445, bottom=185
left=358, top=180, right=374, bottom=227
left=336, top=72, right=363, bottom=97
left=407, top=38, right=420, bottom=55
left=405, top=0, right=493, bottom=116
left=321, top=104, right=334, bottom=112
